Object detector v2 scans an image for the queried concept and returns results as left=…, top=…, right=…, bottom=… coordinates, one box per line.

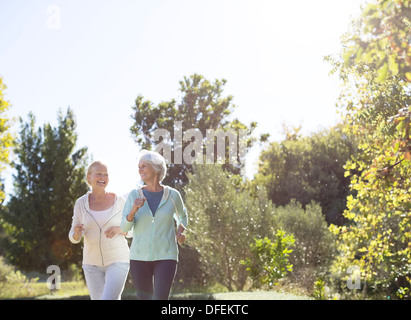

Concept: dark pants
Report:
left=130, top=259, right=177, bottom=300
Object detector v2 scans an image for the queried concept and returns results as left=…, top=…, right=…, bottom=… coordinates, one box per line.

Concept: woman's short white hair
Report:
left=138, top=150, right=167, bottom=182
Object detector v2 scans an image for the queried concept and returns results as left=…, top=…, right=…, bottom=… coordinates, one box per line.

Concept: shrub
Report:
left=0, top=256, right=38, bottom=298
left=273, top=200, right=337, bottom=288
left=241, top=229, right=295, bottom=288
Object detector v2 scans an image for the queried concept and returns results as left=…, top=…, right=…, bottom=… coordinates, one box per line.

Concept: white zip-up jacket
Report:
left=68, top=192, right=130, bottom=266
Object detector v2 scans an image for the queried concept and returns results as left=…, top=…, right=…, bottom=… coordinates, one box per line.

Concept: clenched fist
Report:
left=126, top=197, right=147, bottom=222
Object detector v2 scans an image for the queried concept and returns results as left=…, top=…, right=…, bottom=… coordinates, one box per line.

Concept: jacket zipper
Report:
left=98, top=227, right=104, bottom=266
left=87, top=210, right=119, bottom=266
left=87, top=213, right=105, bottom=266
left=149, top=199, right=164, bottom=260
left=150, top=216, right=155, bottom=260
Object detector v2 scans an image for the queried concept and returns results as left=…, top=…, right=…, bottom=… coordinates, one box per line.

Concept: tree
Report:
left=254, top=124, right=358, bottom=224
left=1, top=108, right=89, bottom=272
left=130, top=73, right=260, bottom=190
left=184, top=164, right=274, bottom=291
left=328, top=0, right=411, bottom=299
left=341, top=0, right=411, bottom=83
left=0, top=77, right=13, bottom=203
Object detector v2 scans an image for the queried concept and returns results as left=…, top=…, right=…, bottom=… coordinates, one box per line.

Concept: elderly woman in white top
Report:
left=69, top=161, right=130, bottom=300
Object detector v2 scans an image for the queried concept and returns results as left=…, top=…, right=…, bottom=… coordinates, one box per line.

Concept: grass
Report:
left=1, top=280, right=312, bottom=300
left=33, top=281, right=90, bottom=300
left=171, top=291, right=312, bottom=300
left=1, top=281, right=90, bottom=300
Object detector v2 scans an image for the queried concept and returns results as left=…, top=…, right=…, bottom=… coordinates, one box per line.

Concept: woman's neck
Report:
left=144, top=181, right=163, bottom=192
left=90, top=188, right=107, bottom=200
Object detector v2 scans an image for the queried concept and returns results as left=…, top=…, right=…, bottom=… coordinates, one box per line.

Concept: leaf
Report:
left=345, top=211, right=356, bottom=220
left=392, top=140, right=400, bottom=153
left=388, top=55, right=399, bottom=76
left=376, top=62, right=388, bottom=83
left=396, top=119, right=406, bottom=134
left=343, top=48, right=355, bottom=67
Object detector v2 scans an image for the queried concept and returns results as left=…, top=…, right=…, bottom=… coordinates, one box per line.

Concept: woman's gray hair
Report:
left=138, top=150, right=167, bottom=182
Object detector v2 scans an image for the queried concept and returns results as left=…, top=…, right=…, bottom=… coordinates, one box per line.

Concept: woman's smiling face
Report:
left=138, top=160, right=157, bottom=183
left=87, top=164, right=109, bottom=190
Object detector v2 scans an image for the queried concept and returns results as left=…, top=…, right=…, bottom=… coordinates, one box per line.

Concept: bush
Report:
left=185, top=164, right=274, bottom=291
left=0, top=256, right=39, bottom=298
left=241, top=229, right=295, bottom=288
left=273, top=200, right=337, bottom=288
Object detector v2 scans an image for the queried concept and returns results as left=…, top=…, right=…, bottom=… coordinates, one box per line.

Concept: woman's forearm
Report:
left=177, top=224, right=185, bottom=233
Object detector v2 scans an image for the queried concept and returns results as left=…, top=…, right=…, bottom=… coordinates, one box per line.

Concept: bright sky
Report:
left=0, top=0, right=365, bottom=199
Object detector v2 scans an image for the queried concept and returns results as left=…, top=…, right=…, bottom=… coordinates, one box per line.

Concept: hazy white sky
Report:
left=0, top=0, right=365, bottom=198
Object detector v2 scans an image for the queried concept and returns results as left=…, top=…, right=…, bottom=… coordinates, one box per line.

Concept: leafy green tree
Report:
left=184, top=164, right=274, bottom=291
left=0, top=77, right=13, bottom=203
left=328, top=0, right=411, bottom=298
left=1, top=108, right=89, bottom=272
left=241, top=229, right=295, bottom=289
left=342, top=0, right=411, bottom=83
left=130, top=73, right=260, bottom=189
left=254, top=124, right=357, bottom=224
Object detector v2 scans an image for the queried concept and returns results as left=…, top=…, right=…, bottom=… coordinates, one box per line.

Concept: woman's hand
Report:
left=126, top=197, right=146, bottom=221
left=176, top=232, right=186, bottom=245
left=73, top=224, right=84, bottom=241
left=105, top=226, right=125, bottom=239
left=176, top=224, right=186, bottom=245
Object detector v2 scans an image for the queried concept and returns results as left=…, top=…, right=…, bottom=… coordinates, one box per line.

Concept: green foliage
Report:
left=396, top=286, right=410, bottom=299
left=0, top=77, right=14, bottom=203
left=273, top=200, right=337, bottom=286
left=342, top=0, right=411, bottom=83
left=254, top=124, right=358, bottom=224
left=0, top=256, right=38, bottom=298
left=241, top=229, right=295, bottom=288
left=0, top=256, right=36, bottom=284
left=130, top=73, right=259, bottom=189
left=185, top=164, right=337, bottom=291
left=184, top=164, right=274, bottom=291
left=1, top=108, right=89, bottom=272
left=328, top=0, right=411, bottom=299
left=312, top=278, right=326, bottom=300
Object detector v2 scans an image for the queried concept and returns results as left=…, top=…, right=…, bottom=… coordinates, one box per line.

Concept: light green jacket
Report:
left=120, top=185, right=188, bottom=262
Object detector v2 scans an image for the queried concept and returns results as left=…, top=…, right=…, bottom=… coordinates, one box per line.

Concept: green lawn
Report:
left=2, top=281, right=311, bottom=300
left=171, top=291, right=312, bottom=300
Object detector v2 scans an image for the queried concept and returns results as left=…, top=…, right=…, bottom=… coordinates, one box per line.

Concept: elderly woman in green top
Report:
left=121, top=150, right=187, bottom=300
